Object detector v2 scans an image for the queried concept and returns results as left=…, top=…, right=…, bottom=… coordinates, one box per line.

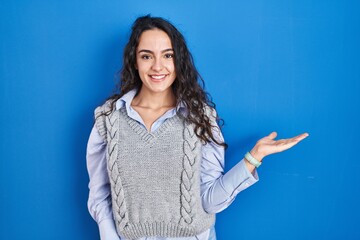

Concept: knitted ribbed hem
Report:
left=118, top=222, right=205, bottom=239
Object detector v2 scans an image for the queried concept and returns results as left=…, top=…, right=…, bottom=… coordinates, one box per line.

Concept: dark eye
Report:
left=164, top=53, right=174, bottom=59
left=141, top=55, right=151, bottom=60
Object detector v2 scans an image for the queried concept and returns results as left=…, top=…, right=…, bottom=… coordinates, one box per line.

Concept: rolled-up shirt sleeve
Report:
left=200, top=123, right=259, bottom=214
left=86, top=125, right=120, bottom=240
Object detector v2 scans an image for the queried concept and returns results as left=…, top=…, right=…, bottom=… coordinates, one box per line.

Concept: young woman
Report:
left=86, top=15, right=308, bottom=240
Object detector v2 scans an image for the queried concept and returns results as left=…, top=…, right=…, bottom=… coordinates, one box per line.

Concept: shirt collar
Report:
left=115, top=88, right=187, bottom=114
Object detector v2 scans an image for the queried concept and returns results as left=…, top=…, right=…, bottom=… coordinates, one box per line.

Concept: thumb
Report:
left=267, top=131, right=277, bottom=140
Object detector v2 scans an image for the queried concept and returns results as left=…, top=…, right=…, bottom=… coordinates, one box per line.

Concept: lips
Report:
left=149, top=74, right=167, bottom=81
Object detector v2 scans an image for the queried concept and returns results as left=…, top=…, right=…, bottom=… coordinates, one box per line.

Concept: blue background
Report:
left=1, top=0, right=359, bottom=239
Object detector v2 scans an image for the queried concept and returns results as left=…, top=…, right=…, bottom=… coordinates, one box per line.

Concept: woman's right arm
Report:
left=86, top=125, right=121, bottom=240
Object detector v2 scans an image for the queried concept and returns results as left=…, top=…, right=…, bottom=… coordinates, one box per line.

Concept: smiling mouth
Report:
left=149, top=74, right=167, bottom=81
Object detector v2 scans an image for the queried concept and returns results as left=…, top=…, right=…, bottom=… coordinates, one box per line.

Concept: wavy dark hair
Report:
left=104, top=15, right=226, bottom=148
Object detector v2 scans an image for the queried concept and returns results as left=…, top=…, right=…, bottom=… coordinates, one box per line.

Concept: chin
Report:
left=149, top=86, right=172, bottom=94
left=143, top=81, right=174, bottom=94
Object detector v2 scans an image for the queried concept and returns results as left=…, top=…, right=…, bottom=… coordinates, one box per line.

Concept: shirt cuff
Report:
left=221, top=158, right=259, bottom=199
left=98, top=218, right=120, bottom=240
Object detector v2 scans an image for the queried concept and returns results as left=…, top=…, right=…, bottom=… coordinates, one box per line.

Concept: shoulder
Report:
left=204, top=105, right=216, bottom=116
left=93, top=100, right=116, bottom=143
left=182, top=104, right=219, bottom=127
left=94, top=100, right=114, bottom=119
left=203, top=105, right=218, bottom=123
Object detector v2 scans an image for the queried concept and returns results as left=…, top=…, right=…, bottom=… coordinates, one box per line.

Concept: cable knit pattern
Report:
left=179, top=123, right=198, bottom=226
left=95, top=103, right=129, bottom=231
left=106, top=109, right=129, bottom=230
left=94, top=101, right=112, bottom=142
left=94, top=104, right=215, bottom=239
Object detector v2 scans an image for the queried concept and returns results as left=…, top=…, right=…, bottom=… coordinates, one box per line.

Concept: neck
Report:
left=132, top=87, right=176, bottom=109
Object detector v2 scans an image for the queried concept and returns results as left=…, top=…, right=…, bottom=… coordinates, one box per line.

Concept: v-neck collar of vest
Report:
left=118, top=107, right=182, bottom=144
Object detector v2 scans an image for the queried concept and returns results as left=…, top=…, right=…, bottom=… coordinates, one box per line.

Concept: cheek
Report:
left=166, top=61, right=176, bottom=72
left=136, top=62, right=148, bottom=74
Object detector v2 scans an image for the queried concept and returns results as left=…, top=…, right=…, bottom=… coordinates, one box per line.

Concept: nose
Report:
left=151, top=57, right=163, bottom=72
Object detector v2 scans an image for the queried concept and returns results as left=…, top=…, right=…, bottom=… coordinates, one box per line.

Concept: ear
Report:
left=134, top=63, right=138, bottom=70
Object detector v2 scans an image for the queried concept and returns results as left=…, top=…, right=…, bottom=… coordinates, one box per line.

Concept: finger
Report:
left=276, top=134, right=309, bottom=151
left=267, top=131, right=277, bottom=140
left=292, top=132, right=309, bottom=142
left=281, top=133, right=309, bottom=143
left=273, top=140, right=300, bottom=152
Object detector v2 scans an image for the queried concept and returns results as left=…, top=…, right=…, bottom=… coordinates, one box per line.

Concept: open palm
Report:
left=251, top=132, right=309, bottom=161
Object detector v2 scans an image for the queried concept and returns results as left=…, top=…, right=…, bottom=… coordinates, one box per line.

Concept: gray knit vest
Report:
left=94, top=103, right=215, bottom=239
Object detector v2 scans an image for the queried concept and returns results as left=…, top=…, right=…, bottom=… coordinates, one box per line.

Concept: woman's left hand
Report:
left=250, top=132, right=309, bottom=162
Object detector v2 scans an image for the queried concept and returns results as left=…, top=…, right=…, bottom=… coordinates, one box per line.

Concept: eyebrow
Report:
left=137, top=48, right=174, bottom=54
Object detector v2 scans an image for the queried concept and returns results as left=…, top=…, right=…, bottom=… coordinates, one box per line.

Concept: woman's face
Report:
left=135, top=29, right=176, bottom=95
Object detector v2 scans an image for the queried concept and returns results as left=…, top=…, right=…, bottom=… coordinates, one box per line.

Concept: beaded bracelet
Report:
left=245, top=152, right=262, bottom=168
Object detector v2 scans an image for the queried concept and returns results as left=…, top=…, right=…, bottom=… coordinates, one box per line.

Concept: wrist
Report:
left=250, top=148, right=264, bottom=162
left=245, top=152, right=262, bottom=168
left=244, top=158, right=256, bottom=174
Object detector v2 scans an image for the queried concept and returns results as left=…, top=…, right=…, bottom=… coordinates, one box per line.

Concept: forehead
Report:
left=137, top=29, right=173, bottom=50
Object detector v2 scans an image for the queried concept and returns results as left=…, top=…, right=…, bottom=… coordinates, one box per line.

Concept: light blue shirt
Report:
left=86, top=89, right=259, bottom=240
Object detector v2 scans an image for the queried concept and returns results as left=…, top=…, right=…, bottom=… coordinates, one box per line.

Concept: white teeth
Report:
left=150, top=75, right=166, bottom=79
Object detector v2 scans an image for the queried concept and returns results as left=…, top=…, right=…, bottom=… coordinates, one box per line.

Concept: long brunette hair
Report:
left=104, top=15, right=226, bottom=148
